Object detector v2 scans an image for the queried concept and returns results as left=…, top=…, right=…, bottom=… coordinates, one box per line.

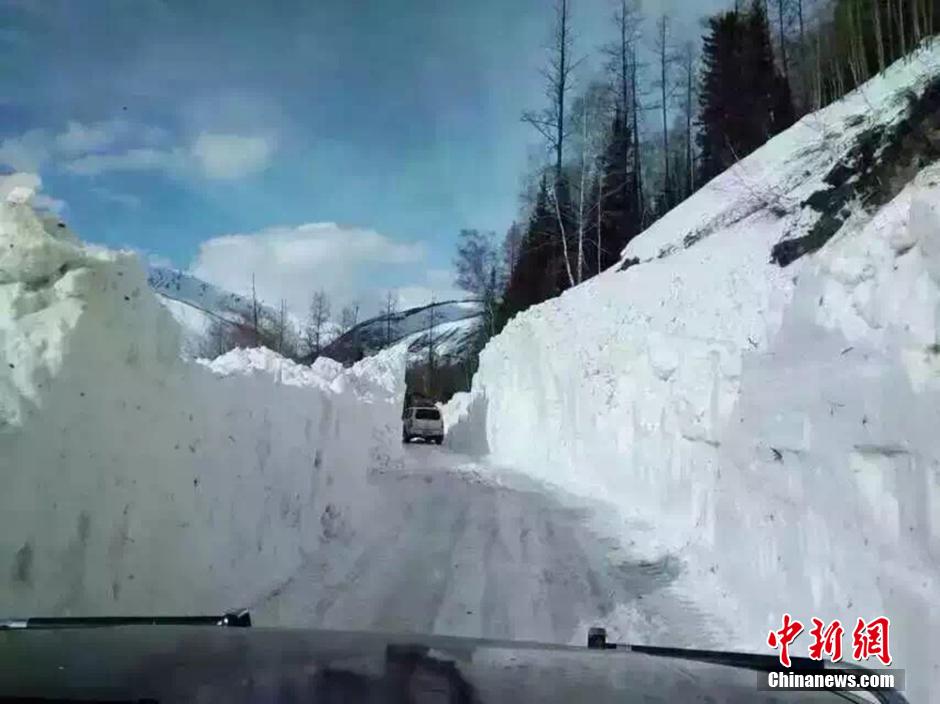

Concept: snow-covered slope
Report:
left=447, top=45, right=940, bottom=700
left=322, top=299, right=482, bottom=367
left=0, top=192, right=405, bottom=617
left=147, top=266, right=255, bottom=347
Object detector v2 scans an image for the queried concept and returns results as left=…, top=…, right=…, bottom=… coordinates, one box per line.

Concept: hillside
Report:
left=445, top=43, right=940, bottom=701
left=319, top=298, right=482, bottom=367
left=146, top=266, right=480, bottom=371
left=147, top=266, right=340, bottom=357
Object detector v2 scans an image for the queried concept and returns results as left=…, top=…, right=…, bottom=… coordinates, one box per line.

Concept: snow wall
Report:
left=446, top=47, right=940, bottom=700
left=0, top=187, right=405, bottom=617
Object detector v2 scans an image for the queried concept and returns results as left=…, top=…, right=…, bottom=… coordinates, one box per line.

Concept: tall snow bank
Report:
left=0, top=188, right=405, bottom=617
left=447, top=46, right=940, bottom=700
left=439, top=391, right=488, bottom=456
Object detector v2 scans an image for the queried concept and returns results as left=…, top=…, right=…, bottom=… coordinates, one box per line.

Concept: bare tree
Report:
left=454, top=229, right=503, bottom=335
left=846, top=0, right=870, bottom=86
left=275, top=299, right=288, bottom=354
left=813, top=18, right=824, bottom=110
left=340, top=301, right=362, bottom=360
left=631, top=44, right=645, bottom=222
left=607, top=0, right=644, bottom=217
left=502, top=222, right=524, bottom=280
left=911, top=0, right=922, bottom=44
left=340, top=302, right=360, bottom=333
left=897, top=0, right=908, bottom=57
left=775, top=0, right=791, bottom=80
left=653, top=14, right=676, bottom=208
left=680, top=40, right=696, bottom=198
left=797, top=0, right=806, bottom=51
left=522, top=0, right=580, bottom=288
left=250, top=274, right=261, bottom=342
left=425, top=297, right=438, bottom=396
left=200, top=316, right=235, bottom=359
left=522, top=0, right=578, bottom=183
left=304, top=290, right=331, bottom=357
left=568, top=81, right=613, bottom=283
left=383, top=290, right=398, bottom=347
left=872, top=0, right=887, bottom=73
left=577, top=99, right=588, bottom=283
left=596, top=156, right=604, bottom=274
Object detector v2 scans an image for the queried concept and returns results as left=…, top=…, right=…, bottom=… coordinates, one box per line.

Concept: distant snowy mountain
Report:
left=146, top=266, right=341, bottom=356
left=147, top=266, right=263, bottom=342
left=146, top=265, right=479, bottom=366
left=320, top=299, right=482, bottom=367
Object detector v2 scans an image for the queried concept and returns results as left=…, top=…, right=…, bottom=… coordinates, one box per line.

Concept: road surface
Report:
left=254, top=443, right=712, bottom=647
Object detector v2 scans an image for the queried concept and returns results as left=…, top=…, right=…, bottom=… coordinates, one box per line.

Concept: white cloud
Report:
left=125, top=248, right=174, bottom=269
left=55, top=120, right=120, bottom=155
left=32, top=192, right=67, bottom=214
left=64, top=147, right=183, bottom=176
left=1, top=121, right=275, bottom=183
left=190, top=132, right=275, bottom=180
left=0, top=129, right=52, bottom=171
left=90, top=186, right=141, bottom=208
left=145, top=253, right=174, bottom=269
left=190, top=223, right=427, bottom=319
left=0, top=172, right=41, bottom=197
left=395, top=268, right=468, bottom=310
left=0, top=172, right=66, bottom=214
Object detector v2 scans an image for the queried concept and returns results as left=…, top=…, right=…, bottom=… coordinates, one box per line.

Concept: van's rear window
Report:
left=415, top=409, right=440, bottom=420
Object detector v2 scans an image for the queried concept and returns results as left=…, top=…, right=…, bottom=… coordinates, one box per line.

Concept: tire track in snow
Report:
left=256, top=444, right=704, bottom=648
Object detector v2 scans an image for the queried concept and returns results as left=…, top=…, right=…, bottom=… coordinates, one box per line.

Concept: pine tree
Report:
left=697, top=11, right=743, bottom=183
left=597, top=108, right=638, bottom=269
left=501, top=178, right=564, bottom=321
left=741, top=0, right=779, bottom=149
left=697, top=2, right=793, bottom=184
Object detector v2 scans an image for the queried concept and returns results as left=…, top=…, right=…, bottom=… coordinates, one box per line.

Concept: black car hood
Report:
left=0, top=624, right=901, bottom=703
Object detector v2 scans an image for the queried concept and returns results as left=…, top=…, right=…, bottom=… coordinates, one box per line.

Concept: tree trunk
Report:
left=596, top=168, right=603, bottom=274
left=619, top=0, right=630, bottom=119
left=853, top=1, right=869, bottom=85
left=776, top=0, right=790, bottom=79
left=659, top=15, right=670, bottom=209
left=685, top=44, right=693, bottom=197
left=576, top=101, right=587, bottom=284
left=250, top=274, right=259, bottom=341
left=551, top=183, right=576, bottom=288
left=618, top=0, right=634, bottom=226
left=797, top=0, right=805, bottom=49
left=555, top=0, right=568, bottom=183
left=630, top=45, right=644, bottom=223
left=814, top=25, right=823, bottom=110
left=898, top=0, right=908, bottom=57
left=872, top=0, right=887, bottom=72
left=426, top=301, right=436, bottom=397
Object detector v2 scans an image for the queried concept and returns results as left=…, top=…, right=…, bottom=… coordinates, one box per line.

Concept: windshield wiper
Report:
left=0, top=610, right=251, bottom=629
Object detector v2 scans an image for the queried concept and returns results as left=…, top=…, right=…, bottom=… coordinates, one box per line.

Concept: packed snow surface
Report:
left=256, top=443, right=718, bottom=653
left=0, top=190, right=406, bottom=616
left=447, top=45, right=940, bottom=701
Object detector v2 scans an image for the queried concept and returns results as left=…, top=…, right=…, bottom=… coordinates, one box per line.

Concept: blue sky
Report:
left=0, top=0, right=724, bottom=315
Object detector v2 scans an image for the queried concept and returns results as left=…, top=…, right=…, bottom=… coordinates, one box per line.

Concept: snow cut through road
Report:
left=254, top=444, right=714, bottom=648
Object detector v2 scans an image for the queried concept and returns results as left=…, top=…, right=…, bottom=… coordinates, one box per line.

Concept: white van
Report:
left=402, top=407, right=444, bottom=444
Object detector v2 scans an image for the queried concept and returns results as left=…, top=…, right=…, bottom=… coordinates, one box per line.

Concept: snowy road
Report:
left=254, top=444, right=709, bottom=647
